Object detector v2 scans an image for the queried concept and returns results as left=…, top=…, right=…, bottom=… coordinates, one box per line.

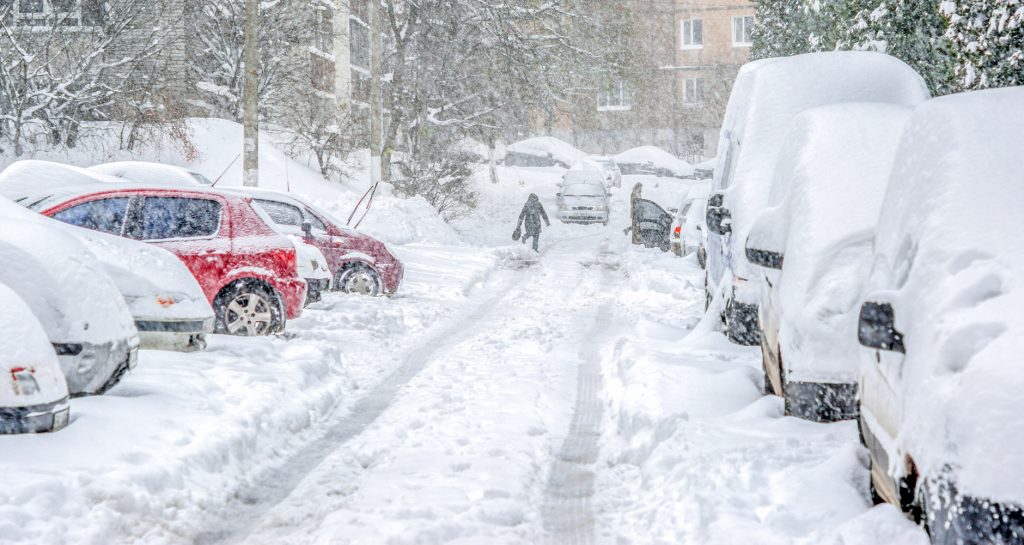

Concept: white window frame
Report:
left=680, top=18, right=703, bottom=50
left=684, top=78, right=705, bottom=105
left=5, top=0, right=104, bottom=28
left=732, top=15, right=754, bottom=47
left=597, top=80, right=631, bottom=112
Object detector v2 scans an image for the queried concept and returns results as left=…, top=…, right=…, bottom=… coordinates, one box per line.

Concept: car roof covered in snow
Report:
left=562, top=170, right=605, bottom=185
left=90, top=161, right=214, bottom=186
left=865, top=87, right=1024, bottom=502
left=613, top=146, right=695, bottom=177
left=720, top=51, right=930, bottom=277
left=506, top=137, right=585, bottom=166
left=749, top=103, right=913, bottom=379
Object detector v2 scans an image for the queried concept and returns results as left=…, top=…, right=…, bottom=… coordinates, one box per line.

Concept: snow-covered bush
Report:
left=391, top=128, right=478, bottom=222
left=940, top=0, right=1024, bottom=89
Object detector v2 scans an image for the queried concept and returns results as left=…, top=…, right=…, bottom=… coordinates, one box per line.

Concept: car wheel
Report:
left=337, top=264, right=382, bottom=296
left=215, top=282, right=282, bottom=336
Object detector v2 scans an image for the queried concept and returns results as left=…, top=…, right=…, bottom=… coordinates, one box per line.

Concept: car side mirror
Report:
left=746, top=247, right=783, bottom=269
left=706, top=193, right=731, bottom=235
left=745, top=212, right=784, bottom=269
left=669, top=208, right=679, bottom=214
left=858, top=302, right=906, bottom=353
left=301, top=221, right=313, bottom=237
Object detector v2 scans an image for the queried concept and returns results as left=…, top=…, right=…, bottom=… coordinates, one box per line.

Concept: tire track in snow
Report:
left=194, top=262, right=538, bottom=545
left=541, top=259, right=614, bottom=545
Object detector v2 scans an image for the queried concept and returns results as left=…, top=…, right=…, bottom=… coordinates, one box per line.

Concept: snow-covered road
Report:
left=0, top=172, right=929, bottom=545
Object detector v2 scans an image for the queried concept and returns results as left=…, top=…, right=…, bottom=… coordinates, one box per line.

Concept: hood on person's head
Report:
left=528, top=193, right=539, bottom=204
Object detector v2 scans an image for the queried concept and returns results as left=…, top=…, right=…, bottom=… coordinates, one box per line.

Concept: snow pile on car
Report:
left=866, top=87, right=1024, bottom=505
left=614, top=146, right=695, bottom=178
left=504, top=136, right=585, bottom=168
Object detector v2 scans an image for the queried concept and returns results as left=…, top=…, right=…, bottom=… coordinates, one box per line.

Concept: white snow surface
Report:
left=862, top=87, right=1024, bottom=504
left=749, top=103, right=912, bottom=383
left=0, top=120, right=929, bottom=545
left=613, top=146, right=695, bottom=177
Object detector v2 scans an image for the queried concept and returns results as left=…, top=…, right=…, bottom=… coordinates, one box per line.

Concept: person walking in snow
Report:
left=513, top=193, right=550, bottom=252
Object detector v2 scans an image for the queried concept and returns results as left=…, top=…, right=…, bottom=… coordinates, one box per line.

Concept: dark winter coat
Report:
left=517, top=194, right=550, bottom=237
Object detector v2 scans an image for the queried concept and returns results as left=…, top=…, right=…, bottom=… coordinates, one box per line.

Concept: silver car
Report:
left=556, top=177, right=609, bottom=225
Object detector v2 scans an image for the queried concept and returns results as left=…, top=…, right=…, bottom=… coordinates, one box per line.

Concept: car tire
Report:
left=214, top=282, right=283, bottom=336
left=337, top=264, right=382, bottom=296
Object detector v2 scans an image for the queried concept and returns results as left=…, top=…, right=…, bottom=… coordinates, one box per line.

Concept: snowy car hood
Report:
left=720, top=52, right=930, bottom=285
left=0, top=283, right=69, bottom=408
left=67, top=228, right=214, bottom=323
left=863, top=88, right=1024, bottom=504
left=0, top=212, right=137, bottom=346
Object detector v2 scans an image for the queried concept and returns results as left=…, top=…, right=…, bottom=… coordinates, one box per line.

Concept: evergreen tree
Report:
left=751, top=0, right=820, bottom=60
left=941, top=0, right=1024, bottom=90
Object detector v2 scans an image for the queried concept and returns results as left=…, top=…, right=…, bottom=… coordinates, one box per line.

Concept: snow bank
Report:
left=614, top=146, right=695, bottom=178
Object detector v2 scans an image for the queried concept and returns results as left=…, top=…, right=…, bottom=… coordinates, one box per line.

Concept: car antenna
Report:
left=212, top=154, right=241, bottom=187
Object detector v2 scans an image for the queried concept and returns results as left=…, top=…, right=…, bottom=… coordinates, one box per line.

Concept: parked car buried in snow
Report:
left=855, top=88, right=1024, bottom=544
left=573, top=156, right=622, bottom=189
left=671, top=180, right=711, bottom=257
left=231, top=187, right=404, bottom=297
left=704, top=51, right=930, bottom=346
left=503, top=137, right=585, bottom=169
left=557, top=177, right=609, bottom=225
left=19, top=184, right=307, bottom=336
left=90, top=161, right=215, bottom=186
left=0, top=282, right=72, bottom=434
left=744, top=103, right=913, bottom=422
left=614, top=146, right=695, bottom=179
left=0, top=211, right=139, bottom=396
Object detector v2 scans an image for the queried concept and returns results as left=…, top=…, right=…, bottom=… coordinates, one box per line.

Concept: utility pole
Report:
left=242, top=0, right=259, bottom=187
left=368, top=0, right=384, bottom=187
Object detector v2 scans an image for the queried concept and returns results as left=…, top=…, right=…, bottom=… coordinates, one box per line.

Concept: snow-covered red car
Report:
left=856, top=88, right=1024, bottom=543
left=26, top=185, right=307, bottom=336
left=231, top=188, right=403, bottom=297
left=744, top=103, right=913, bottom=422
left=0, top=282, right=71, bottom=434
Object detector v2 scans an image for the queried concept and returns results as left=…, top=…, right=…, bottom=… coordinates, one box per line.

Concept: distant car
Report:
left=504, top=137, right=585, bottom=168
left=682, top=195, right=709, bottom=262
left=704, top=52, right=931, bottom=346
left=0, top=282, right=71, bottom=434
left=230, top=187, right=404, bottom=297
left=90, top=161, right=215, bottom=186
left=0, top=210, right=139, bottom=396
left=18, top=185, right=307, bottom=336
left=855, top=88, right=1024, bottom=543
left=670, top=180, right=711, bottom=256
left=614, top=146, right=695, bottom=179
left=632, top=198, right=673, bottom=252
left=577, top=156, right=622, bottom=188
left=744, top=103, right=913, bottom=422
left=556, top=177, right=609, bottom=225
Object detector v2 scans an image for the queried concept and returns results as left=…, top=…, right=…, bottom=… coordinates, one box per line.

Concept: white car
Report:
left=556, top=176, right=609, bottom=225
left=577, top=156, right=622, bottom=189
left=0, top=212, right=139, bottom=396
left=0, top=282, right=71, bottom=434
left=670, top=180, right=711, bottom=256
left=856, top=88, right=1024, bottom=542
left=743, top=103, right=913, bottom=422
left=90, top=161, right=215, bottom=186
left=289, top=237, right=332, bottom=304
left=703, top=51, right=931, bottom=345
left=613, top=146, right=695, bottom=179
left=0, top=161, right=215, bottom=351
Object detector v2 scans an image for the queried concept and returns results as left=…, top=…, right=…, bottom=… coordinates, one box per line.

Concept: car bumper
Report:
left=784, top=380, right=858, bottom=422
left=559, top=210, right=609, bottom=223
left=724, top=295, right=760, bottom=346
left=925, top=478, right=1024, bottom=545
left=54, top=336, right=140, bottom=396
left=135, top=317, right=214, bottom=352
left=0, top=396, right=71, bottom=434
left=380, top=261, right=404, bottom=295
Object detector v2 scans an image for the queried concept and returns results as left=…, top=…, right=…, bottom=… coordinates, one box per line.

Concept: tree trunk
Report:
left=242, top=0, right=260, bottom=187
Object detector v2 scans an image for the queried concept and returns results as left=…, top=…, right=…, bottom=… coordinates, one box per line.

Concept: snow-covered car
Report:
left=744, top=103, right=913, bottom=422
left=0, top=282, right=71, bottom=434
left=855, top=88, right=1024, bottom=543
left=229, top=187, right=404, bottom=297
left=556, top=179, right=609, bottom=225
left=614, top=146, right=694, bottom=179
left=670, top=180, right=711, bottom=257
left=91, top=161, right=215, bottom=186
left=693, top=158, right=715, bottom=180
left=504, top=137, right=585, bottom=169
left=0, top=161, right=216, bottom=351
left=704, top=51, right=930, bottom=345
left=0, top=210, right=140, bottom=396
left=578, top=156, right=622, bottom=188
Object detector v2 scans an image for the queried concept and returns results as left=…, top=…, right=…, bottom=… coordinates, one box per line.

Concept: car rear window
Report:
left=254, top=199, right=304, bottom=227
left=140, top=196, right=221, bottom=240
left=51, top=197, right=130, bottom=235
left=564, top=184, right=606, bottom=197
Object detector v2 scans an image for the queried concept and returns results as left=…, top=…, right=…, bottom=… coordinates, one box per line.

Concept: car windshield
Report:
left=563, top=184, right=605, bottom=197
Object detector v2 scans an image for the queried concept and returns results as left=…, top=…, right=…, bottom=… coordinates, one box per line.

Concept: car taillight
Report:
left=10, top=366, right=40, bottom=396
left=674, top=226, right=682, bottom=235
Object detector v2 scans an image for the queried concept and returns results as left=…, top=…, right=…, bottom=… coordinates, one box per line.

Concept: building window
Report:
left=597, top=80, right=631, bottom=111
left=680, top=18, right=703, bottom=49
left=349, top=17, right=370, bottom=73
left=685, top=78, right=705, bottom=105
left=733, top=16, right=754, bottom=47
left=313, top=8, right=333, bottom=55
left=4, top=0, right=104, bottom=26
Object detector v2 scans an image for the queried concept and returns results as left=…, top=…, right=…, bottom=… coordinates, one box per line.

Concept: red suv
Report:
left=34, top=187, right=306, bottom=336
